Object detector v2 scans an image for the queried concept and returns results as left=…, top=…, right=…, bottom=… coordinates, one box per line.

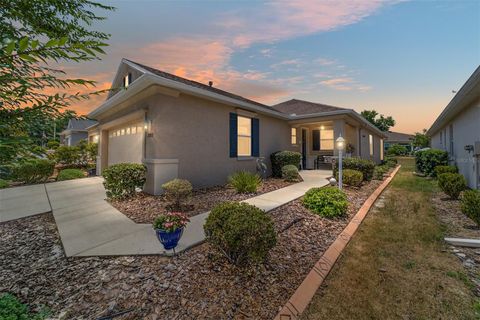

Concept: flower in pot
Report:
left=153, top=212, right=190, bottom=250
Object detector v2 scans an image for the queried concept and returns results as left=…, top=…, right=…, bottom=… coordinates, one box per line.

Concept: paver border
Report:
left=274, top=165, right=401, bottom=320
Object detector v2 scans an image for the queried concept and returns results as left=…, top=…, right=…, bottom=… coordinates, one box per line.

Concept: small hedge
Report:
left=373, top=165, right=389, bottom=180
left=435, top=165, right=458, bottom=176
left=57, top=169, right=85, bottom=181
left=204, top=202, right=276, bottom=266
left=0, top=179, right=8, bottom=188
left=341, top=169, right=363, bottom=187
left=11, top=159, right=55, bottom=184
left=415, top=148, right=448, bottom=177
left=271, top=151, right=301, bottom=178
left=438, top=173, right=466, bottom=200
left=102, top=163, right=147, bottom=199
left=303, top=187, right=348, bottom=218
left=282, top=164, right=299, bottom=182
left=228, top=171, right=261, bottom=193
left=334, top=157, right=375, bottom=181
left=0, top=293, right=49, bottom=319
left=387, top=144, right=408, bottom=156
left=161, top=178, right=193, bottom=210
left=383, top=156, right=398, bottom=168
left=461, top=190, right=480, bottom=227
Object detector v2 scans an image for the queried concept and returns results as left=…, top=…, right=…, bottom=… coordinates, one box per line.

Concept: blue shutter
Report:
left=128, top=73, right=132, bottom=85
left=252, top=118, right=259, bottom=157
left=229, top=113, right=237, bottom=157
left=312, top=129, right=320, bottom=151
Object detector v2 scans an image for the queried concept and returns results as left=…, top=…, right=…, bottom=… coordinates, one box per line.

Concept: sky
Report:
left=66, top=0, right=480, bottom=134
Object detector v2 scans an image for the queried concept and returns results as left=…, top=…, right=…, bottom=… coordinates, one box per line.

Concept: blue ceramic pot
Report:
left=155, top=227, right=184, bottom=250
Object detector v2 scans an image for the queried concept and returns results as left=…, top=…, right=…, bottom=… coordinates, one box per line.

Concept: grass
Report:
left=302, top=157, right=479, bottom=320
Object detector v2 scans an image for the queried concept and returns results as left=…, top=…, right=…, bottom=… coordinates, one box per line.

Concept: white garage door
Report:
left=108, top=122, right=144, bottom=166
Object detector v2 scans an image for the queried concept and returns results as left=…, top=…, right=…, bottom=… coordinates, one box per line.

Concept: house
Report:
left=60, top=119, right=98, bottom=146
left=384, top=131, right=414, bottom=153
left=427, top=66, right=480, bottom=189
left=88, top=59, right=386, bottom=194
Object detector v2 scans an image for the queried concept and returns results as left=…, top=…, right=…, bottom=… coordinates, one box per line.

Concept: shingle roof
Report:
left=271, top=99, right=348, bottom=115
left=385, top=131, right=413, bottom=142
left=67, top=119, right=98, bottom=131
left=125, top=59, right=280, bottom=113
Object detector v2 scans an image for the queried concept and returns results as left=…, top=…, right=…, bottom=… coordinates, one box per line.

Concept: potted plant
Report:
left=153, top=212, right=190, bottom=250
left=346, top=143, right=355, bottom=158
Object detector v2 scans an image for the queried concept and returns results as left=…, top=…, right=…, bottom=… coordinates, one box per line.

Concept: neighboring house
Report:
left=88, top=59, right=386, bottom=194
left=427, top=66, right=480, bottom=190
left=384, top=131, right=414, bottom=153
left=60, top=119, right=98, bottom=146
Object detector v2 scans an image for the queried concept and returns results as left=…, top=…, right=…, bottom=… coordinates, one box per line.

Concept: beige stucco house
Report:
left=428, top=66, right=480, bottom=190
left=88, top=59, right=386, bottom=194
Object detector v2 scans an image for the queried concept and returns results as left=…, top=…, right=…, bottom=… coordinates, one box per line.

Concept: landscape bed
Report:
left=0, top=171, right=389, bottom=319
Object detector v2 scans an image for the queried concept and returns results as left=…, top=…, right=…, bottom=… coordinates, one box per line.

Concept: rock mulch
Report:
left=1, top=178, right=383, bottom=319
left=111, top=178, right=294, bottom=223
left=432, top=192, right=480, bottom=298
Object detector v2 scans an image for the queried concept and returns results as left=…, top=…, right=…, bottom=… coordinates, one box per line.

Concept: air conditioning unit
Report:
left=475, top=141, right=480, bottom=155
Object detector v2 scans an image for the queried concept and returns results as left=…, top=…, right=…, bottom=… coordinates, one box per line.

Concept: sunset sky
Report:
left=66, top=0, right=480, bottom=134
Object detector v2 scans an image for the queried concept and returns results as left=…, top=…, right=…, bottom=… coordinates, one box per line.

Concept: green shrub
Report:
left=270, top=151, right=301, bottom=178
left=0, top=179, right=8, bottom=188
left=334, top=157, right=375, bottom=181
left=438, top=173, right=466, bottom=200
left=102, top=163, right=147, bottom=199
left=387, top=144, right=408, bottom=156
left=228, top=171, right=261, bottom=193
left=55, top=145, right=80, bottom=166
left=0, top=293, right=49, bottom=320
left=383, top=156, right=398, bottom=168
left=281, top=164, right=299, bottom=182
left=435, top=165, right=458, bottom=176
left=415, top=148, right=448, bottom=176
left=57, top=169, right=85, bottom=181
left=461, top=190, right=480, bottom=227
left=47, top=140, right=60, bottom=150
left=161, top=178, right=193, bottom=210
left=204, top=202, right=276, bottom=266
left=303, top=187, right=348, bottom=218
left=11, top=159, right=55, bottom=184
left=341, top=169, right=363, bottom=187
left=373, top=165, right=389, bottom=180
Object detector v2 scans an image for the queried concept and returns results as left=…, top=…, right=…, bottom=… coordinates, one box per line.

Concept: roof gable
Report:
left=272, top=99, right=348, bottom=115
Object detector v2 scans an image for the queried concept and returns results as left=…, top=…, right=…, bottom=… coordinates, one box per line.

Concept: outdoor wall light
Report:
left=145, top=119, right=153, bottom=137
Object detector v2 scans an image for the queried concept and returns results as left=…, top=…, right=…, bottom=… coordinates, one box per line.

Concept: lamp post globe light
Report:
left=336, top=135, right=345, bottom=190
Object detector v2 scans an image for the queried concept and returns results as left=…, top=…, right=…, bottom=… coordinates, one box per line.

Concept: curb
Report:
left=274, top=165, right=402, bottom=320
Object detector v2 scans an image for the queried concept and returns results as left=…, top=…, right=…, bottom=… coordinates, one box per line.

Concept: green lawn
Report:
left=302, top=157, right=478, bottom=320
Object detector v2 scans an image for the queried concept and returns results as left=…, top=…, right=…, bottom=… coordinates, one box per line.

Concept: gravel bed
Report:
left=111, top=178, right=295, bottom=223
left=1, top=178, right=383, bottom=319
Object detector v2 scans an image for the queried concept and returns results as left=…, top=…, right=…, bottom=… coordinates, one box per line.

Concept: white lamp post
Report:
left=336, top=135, right=345, bottom=190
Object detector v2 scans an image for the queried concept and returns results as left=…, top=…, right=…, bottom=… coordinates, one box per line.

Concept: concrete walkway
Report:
left=0, top=170, right=331, bottom=257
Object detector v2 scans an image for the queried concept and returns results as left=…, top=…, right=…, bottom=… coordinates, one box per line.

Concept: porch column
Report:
left=97, top=129, right=109, bottom=175
left=333, top=119, right=345, bottom=157
left=356, top=127, right=361, bottom=157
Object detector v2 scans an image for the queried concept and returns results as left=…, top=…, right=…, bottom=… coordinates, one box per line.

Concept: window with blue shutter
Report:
left=229, top=113, right=237, bottom=157
left=251, top=118, right=259, bottom=157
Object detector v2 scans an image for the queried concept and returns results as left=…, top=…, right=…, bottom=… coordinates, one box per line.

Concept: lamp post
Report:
left=336, top=135, right=345, bottom=190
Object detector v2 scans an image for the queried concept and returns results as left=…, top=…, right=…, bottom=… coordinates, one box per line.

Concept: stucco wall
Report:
left=431, top=97, right=480, bottom=189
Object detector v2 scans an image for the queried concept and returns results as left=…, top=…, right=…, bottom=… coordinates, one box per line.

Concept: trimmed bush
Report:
left=161, top=178, right=193, bottom=210
left=270, top=151, right=301, bottom=178
left=435, top=165, right=458, bottom=176
left=57, top=168, right=85, bottom=181
left=102, top=163, right=147, bottom=199
left=334, top=157, right=375, bottom=181
left=461, top=190, right=480, bottom=227
left=0, top=293, right=48, bottom=319
left=383, top=156, right=398, bottom=168
left=204, top=202, right=276, bottom=266
left=228, top=171, right=261, bottom=193
left=55, top=145, right=80, bottom=166
left=373, top=165, right=389, bottom=180
left=438, top=173, right=466, bottom=200
left=47, top=140, right=60, bottom=150
left=11, top=159, right=55, bottom=184
left=415, top=148, right=448, bottom=177
left=341, top=169, right=363, bottom=187
left=387, top=144, right=408, bottom=156
left=0, top=179, right=8, bottom=188
left=303, top=187, right=348, bottom=218
left=282, top=164, right=299, bottom=182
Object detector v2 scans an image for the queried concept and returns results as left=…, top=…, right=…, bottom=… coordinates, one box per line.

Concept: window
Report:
left=440, top=131, right=443, bottom=146
left=237, top=116, right=251, bottom=156
left=124, top=73, right=132, bottom=88
left=369, top=134, right=374, bottom=156
left=291, top=128, right=297, bottom=145
left=449, top=124, right=454, bottom=155
left=312, top=127, right=334, bottom=151
left=380, top=139, right=384, bottom=160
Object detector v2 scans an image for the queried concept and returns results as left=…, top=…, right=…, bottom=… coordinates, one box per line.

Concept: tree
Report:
left=412, top=129, right=430, bottom=148
left=360, top=110, right=395, bottom=132
left=0, top=0, right=114, bottom=164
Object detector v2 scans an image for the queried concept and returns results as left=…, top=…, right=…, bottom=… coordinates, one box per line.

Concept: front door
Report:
left=301, top=129, right=307, bottom=169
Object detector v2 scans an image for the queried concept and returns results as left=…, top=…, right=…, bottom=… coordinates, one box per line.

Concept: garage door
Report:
left=108, top=122, right=144, bottom=165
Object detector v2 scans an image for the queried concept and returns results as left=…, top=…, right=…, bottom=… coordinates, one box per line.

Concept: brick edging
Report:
left=274, top=165, right=402, bottom=320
